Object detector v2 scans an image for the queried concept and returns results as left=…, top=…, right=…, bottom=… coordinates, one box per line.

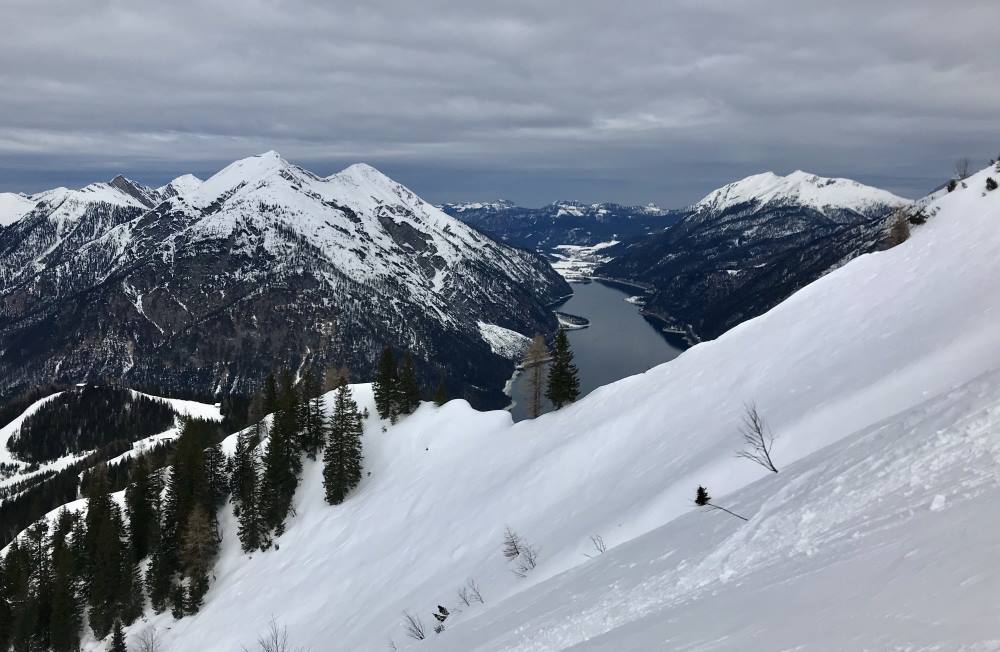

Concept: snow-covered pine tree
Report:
left=546, top=328, right=581, bottom=409
left=396, top=352, right=421, bottom=415
left=323, top=381, right=365, bottom=505
left=372, top=346, right=399, bottom=421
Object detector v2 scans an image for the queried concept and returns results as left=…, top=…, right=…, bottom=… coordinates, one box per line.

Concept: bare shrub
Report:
left=136, top=627, right=161, bottom=652
left=583, top=534, right=607, bottom=558
left=458, top=577, right=485, bottom=606
left=736, top=402, right=778, bottom=473
left=512, top=543, right=539, bottom=578
left=956, top=157, right=971, bottom=180
left=502, top=526, right=523, bottom=560
left=403, top=611, right=426, bottom=641
left=242, top=617, right=305, bottom=652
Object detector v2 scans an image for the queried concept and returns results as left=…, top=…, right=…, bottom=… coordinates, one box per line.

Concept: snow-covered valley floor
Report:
left=77, top=165, right=1000, bottom=651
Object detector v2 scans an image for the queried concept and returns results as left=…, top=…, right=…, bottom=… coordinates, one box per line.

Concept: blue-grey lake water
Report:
left=508, top=280, right=684, bottom=421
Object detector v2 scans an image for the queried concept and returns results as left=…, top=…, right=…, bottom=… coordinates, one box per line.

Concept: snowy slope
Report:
left=0, top=192, right=36, bottom=226
left=693, top=169, right=910, bottom=217
left=93, top=165, right=1000, bottom=651
left=0, top=390, right=221, bottom=497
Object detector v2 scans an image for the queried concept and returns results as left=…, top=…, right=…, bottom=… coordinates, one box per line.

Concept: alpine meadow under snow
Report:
left=31, top=163, right=993, bottom=651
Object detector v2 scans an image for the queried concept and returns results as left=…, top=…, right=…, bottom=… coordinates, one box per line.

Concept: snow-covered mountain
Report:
left=441, top=200, right=678, bottom=250
left=34, top=162, right=993, bottom=651
left=599, top=170, right=913, bottom=341
left=693, top=169, right=909, bottom=218
left=0, top=193, right=37, bottom=227
left=0, top=152, right=569, bottom=407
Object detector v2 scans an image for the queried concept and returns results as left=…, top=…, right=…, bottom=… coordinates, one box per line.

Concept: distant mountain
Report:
left=0, top=152, right=569, bottom=408
left=598, top=170, right=912, bottom=342
left=440, top=199, right=679, bottom=250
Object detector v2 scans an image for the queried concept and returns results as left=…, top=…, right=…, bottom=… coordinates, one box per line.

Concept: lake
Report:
left=507, top=280, right=685, bottom=421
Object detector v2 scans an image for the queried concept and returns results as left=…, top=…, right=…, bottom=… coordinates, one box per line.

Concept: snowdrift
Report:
left=95, top=165, right=1000, bottom=650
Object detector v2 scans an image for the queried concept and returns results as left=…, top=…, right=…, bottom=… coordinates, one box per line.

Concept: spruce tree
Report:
left=546, top=329, right=581, bottom=409
left=205, top=442, right=229, bottom=508
left=125, top=455, right=161, bottom=561
left=83, top=465, right=126, bottom=639
left=297, top=370, right=325, bottom=458
left=396, top=352, right=421, bottom=415
left=231, top=424, right=267, bottom=552
left=323, top=381, right=365, bottom=505
left=180, top=505, right=216, bottom=614
left=0, top=561, right=11, bottom=652
left=261, top=371, right=302, bottom=536
left=49, top=517, right=82, bottom=652
left=432, top=374, right=448, bottom=406
left=372, top=346, right=399, bottom=421
left=110, top=619, right=127, bottom=652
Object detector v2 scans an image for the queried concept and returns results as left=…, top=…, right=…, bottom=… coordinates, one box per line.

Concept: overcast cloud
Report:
left=1, top=0, right=998, bottom=205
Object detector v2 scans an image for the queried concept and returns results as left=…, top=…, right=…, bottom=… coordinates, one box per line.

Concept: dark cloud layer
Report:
left=2, top=0, right=998, bottom=205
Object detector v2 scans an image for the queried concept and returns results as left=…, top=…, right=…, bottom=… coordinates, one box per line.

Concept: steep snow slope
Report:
left=108, top=166, right=1000, bottom=651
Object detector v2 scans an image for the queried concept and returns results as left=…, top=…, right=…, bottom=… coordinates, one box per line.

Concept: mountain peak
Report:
left=694, top=170, right=910, bottom=216
left=193, top=151, right=293, bottom=206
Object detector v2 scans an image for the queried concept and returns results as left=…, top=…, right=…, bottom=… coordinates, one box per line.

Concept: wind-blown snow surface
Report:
left=109, top=167, right=999, bottom=651
left=0, top=193, right=36, bottom=226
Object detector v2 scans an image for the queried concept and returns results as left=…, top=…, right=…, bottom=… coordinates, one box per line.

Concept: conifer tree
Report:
left=546, top=329, right=581, bottom=409
left=323, top=381, right=365, bottom=505
left=205, top=442, right=229, bottom=507
left=297, top=370, right=325, bottom=458
left=83, top=465, right=127, bottom=638
left=49, top=513, right=82, bottom=652
left=396, top=352, right=421, bottom=415
left=432, top=374, right=448, bottom=406
left=180, top=505, right=217, bottom=613
left=372, top=346, right=399, bottom=421
left=125, top=455, right=161, bottom=561
left=231, top=424, right=267, bottom=552
left=0, top=561, right=11, bottom=652
left=260, top=371, right=302, bottom=535
left=110, top=619, right=127, bottom=652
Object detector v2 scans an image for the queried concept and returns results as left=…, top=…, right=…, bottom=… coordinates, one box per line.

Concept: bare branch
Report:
left=736, top=402, right=778, bottom=473
left=403, top=611, right=426, bottom=641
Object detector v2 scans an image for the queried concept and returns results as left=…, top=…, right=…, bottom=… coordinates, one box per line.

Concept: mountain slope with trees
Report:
left=0, top=153, right=569, bottom=409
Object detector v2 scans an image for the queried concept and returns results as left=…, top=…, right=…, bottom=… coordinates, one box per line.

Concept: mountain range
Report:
left=439, top=199, right=678, bottom=250
left=0, top=152, right=569, bottom=408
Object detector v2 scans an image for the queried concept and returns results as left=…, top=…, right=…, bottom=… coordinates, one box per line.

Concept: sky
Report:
left=1, top=0, right=998, bottom=207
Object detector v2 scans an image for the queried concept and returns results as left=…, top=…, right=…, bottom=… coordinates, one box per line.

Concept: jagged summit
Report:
left=694, top=169, right=910, bottom=217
